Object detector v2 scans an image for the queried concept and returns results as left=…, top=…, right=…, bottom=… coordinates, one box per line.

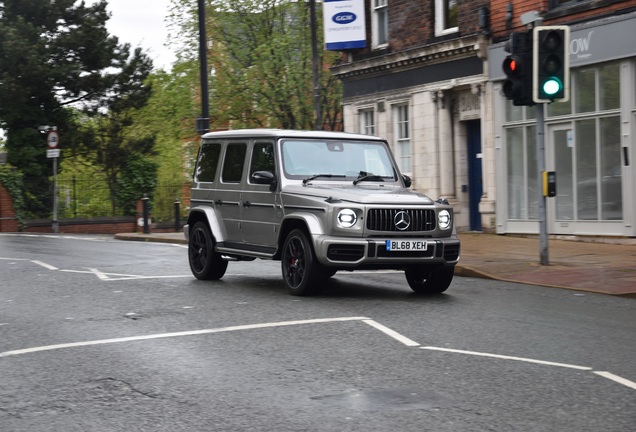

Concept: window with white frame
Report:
left=393, top=104, right=411, bottom=173
left=372, top=0, right=388, bottom=48
left=359, top=109, right=375, bottom=135
left=435, top=0, right=458, bottom=36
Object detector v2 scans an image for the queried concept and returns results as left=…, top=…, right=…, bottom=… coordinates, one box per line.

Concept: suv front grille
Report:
left=366, top=209, right=436, bottom=232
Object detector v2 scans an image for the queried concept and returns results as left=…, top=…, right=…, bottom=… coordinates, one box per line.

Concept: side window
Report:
left=195, top=142, right=221, bottom=182
left=221, top=143, right=247, bottom=183
left=249, top=141, right=275, bottom=177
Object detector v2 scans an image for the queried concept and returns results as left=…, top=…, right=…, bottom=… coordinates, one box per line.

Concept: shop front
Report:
left=490, top=12, right=636, bottom=237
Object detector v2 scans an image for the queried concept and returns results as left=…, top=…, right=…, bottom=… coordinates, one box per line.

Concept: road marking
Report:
left=594, top=371, right=636, bottom=390
left=31, top=260, right=59, bottom=270
left=363, top=319, right=420, bottom=346
left=87, top=267, right=110, bottom=281
left=0, top=317, right=369, bottom=358
left=420, top=346, right=592, bottom=370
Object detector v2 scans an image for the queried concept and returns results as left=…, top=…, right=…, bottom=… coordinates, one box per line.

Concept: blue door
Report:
left=466, top=120, right=483, bottom=231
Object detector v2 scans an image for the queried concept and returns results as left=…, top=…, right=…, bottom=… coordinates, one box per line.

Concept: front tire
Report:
left=188, top=221, right=228, bottom=280
left=281, top=229, right=324, bottom=296
left=405, top=266, right=454, bottom=294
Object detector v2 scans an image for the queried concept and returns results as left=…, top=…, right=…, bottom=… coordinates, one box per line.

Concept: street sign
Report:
left=47, top=149, right=60, bottom=158
left=47, top=130, right=59, bottom=149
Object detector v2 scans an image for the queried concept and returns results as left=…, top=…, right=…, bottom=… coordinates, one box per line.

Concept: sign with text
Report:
left=323, top=0, right=366, bottom=50
left=47, top=149, right=60, bottom=158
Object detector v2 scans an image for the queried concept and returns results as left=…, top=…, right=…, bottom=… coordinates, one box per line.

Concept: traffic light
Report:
left=533, top=25, right=570, bottom=103
left=502, top=31, right=534, bottom=106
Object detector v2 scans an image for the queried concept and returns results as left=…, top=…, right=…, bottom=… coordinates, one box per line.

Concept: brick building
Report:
left=331, top=0, right=493, bottom=232
left=331, top=0, right=636, bottom=237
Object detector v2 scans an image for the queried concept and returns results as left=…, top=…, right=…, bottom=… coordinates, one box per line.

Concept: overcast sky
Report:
left=100, top=0, right=177, bottom=70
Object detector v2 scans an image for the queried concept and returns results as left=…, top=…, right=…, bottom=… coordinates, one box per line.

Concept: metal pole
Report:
left=174, top=199, right=180, bottom=232
left=309, top=0, right=322, bottom=130
left=142, top=196, right=150, bottom=235
left=197, top=0, right=210, bottom=133
left=536, top=103, right=548, bottom=265
left=52, top=156, right=59, bottom=233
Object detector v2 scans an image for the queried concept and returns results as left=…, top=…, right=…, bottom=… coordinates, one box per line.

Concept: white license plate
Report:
left=385, top=240, right=428, bottom=251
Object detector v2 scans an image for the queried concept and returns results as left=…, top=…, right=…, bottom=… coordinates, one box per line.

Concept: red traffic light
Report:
left=503, top=55, right=521, bottom=75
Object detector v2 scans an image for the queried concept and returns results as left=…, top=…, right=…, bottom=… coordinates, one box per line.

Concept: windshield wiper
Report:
left=302, top=174, right=345, bottom=185
left=353, top=173, right=386, bottom=185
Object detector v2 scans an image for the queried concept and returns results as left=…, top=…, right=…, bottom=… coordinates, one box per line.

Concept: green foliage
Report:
left=114, top=155, right=159, bottom=216
left=0, top=0, right=155, bottom=217
left=170, top=0, right=343, bottom=131
left=0, top=164, right=26, bottom=229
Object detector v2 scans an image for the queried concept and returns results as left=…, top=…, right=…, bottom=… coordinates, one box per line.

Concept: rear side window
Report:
left=195, top=142, right=221, bottom=182
left=222, top=143, right=247, bottom=183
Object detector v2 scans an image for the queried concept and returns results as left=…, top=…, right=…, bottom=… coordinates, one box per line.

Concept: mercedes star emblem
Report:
left=394, top=211, right=411, bottom=230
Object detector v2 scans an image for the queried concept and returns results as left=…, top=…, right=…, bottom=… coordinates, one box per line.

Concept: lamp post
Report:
left=196, top=0, right=210, bottom=134
left=309, top=0, right=322, bottom=131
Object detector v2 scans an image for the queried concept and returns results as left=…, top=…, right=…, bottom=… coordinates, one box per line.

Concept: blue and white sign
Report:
left=323, top=0, right=366, bottom=50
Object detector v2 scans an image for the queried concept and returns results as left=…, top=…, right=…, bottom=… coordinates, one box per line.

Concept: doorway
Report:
left=466, top=120, right=483, bottom=231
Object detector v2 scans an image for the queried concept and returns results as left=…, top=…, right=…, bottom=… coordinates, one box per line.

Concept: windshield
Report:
left=281, top=139, right=397, bottom=181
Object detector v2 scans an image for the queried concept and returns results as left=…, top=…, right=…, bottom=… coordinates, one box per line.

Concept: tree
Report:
left=171, top=0, right=342, bottom=131
left=0, top=0, right=149, bottom=216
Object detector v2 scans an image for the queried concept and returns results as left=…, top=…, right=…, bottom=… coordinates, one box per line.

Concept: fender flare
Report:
left=187, top=206, right=226, bottom=242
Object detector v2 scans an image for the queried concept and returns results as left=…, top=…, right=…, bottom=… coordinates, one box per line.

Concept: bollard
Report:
left=174, top=199, right=180, bottom=232
left=142, top=196, right=150, bottom=234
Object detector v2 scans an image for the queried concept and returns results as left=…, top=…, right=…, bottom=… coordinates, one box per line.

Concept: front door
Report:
left=466, top=120, right=483, bottom=231
left=547, top=120, right=624, bottom=234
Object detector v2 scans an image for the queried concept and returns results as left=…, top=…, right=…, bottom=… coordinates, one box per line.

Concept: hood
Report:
left=282, top=183, right=435, bottom=205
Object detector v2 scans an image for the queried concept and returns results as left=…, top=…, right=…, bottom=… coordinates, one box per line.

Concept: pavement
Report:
left=114, top=231, right=636, bottom=298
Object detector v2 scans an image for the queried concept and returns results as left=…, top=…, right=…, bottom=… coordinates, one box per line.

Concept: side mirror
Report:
left=402, top=175, right=412, bottom=188
left=251, top=170, right=278, bottom=191
left=251, top=170, right=275, bottom=184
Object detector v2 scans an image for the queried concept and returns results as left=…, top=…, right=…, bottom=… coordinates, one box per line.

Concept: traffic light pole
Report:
left=536, top=103, right=549, bottom=265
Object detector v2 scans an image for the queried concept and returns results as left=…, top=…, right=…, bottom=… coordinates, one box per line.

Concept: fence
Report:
left=52, top=175, right=190, bottom=222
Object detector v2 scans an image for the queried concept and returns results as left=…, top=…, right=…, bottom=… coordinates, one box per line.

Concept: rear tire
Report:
left=188, top=221, right=228, bottom=280
left=281, top=229, right=325, bottom=296
left=405, top=266, right=454, bottom=294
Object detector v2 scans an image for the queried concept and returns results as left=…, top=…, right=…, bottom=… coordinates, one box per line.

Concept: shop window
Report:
left=574, top=62, right=620, bottom=114
left=505, top=99, right=536, bottom=123
left=359, top=109, right=375, bottom=135
left=393, top=104, right=411, bottom=173
left=372, top=0, right=388, bottom=48
left=506, top=126, right=537, bottom=220
left=435, top=0, right=458, bottom=36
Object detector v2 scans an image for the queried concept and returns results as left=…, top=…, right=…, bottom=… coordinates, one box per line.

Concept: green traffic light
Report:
left=542, top=77, right=563, bottom=96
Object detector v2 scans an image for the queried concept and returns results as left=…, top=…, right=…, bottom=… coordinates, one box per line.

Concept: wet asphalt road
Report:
left=1, top=233, right=635, bottom=431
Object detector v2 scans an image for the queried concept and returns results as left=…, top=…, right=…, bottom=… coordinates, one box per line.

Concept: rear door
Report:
left=215, top=141, right=247, bottom=248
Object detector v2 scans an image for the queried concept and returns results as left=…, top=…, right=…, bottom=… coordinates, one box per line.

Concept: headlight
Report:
left=337, top=209, right=358, bottom=228
left=438, top=210, right=451, bottom=230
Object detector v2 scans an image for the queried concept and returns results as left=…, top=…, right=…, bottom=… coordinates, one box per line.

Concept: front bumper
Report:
left=313, top=235, right=460, bottom=269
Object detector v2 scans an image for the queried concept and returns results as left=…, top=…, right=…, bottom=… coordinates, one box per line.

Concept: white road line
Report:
left=87, top=267, right=110, bottom=281
left=0, top=316, right=369, bottom=358
left=363, top=319, right=420, bottom=347
left=420, top=346, right=592, bottom=370
left=0, top=257, right=30, bottom=261
left=31, top=260, right=58, bottom=271
left=594, top=371, right=636, bottom=390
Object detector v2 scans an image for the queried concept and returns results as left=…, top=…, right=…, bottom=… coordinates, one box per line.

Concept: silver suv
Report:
left=185, top=129, right=460, bottom=295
